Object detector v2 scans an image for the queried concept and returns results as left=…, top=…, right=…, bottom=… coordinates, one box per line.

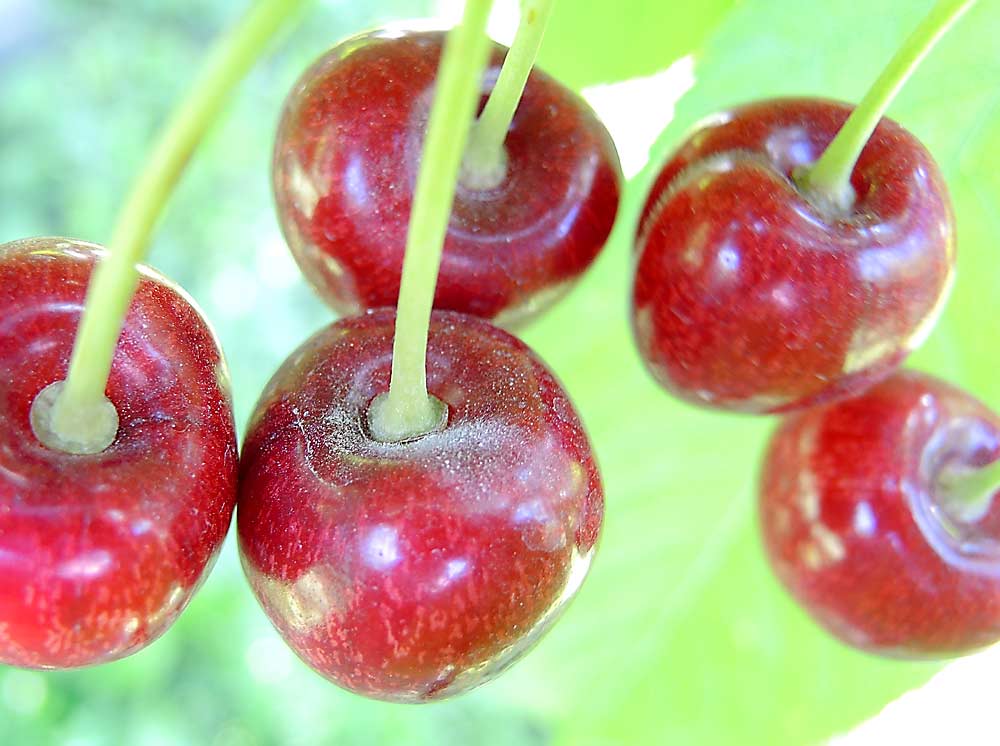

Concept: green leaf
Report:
left=537, top=0, right=738, bottom=88
left=491, top=1, right=1000, bottom=744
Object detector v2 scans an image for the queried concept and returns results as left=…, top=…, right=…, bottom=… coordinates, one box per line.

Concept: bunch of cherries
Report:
left=0, top=0, right=995, bottom=710
left=633, top=0, right=998, bottom=658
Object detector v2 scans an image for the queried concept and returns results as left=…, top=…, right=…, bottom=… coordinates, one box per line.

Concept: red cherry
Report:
left=0, top=238, right=238, bottom=668
left=759, top=370, right=1000, bottom=656
left=632, top=98, right=954, bottom=413
left=237, top=309, right=602, bottom=701
left=273, top=30, right=622, bottom=326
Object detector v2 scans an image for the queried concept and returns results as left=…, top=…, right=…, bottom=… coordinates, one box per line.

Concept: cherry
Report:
left=0, top=237, right=238, bottom=668
left=272, top=29, right=622, bottom=325
left=632, top=97, right=954, bottom=413
left=237, top=309, right=603, bottom=701
left=759, top=370, right=1000, bottom=657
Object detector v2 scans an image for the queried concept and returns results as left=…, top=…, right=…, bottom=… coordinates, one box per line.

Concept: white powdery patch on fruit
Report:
left=247, top=564, right=349, bottom=633
left=582, top=56, right=696, bottom=179
left=829, top=642, right=1000, bottom=745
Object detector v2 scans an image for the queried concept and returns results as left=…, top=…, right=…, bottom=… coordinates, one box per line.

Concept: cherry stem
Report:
left=460, top=0, right=555, bottom=190
left=938, top=457, right=1000, bottom=522
left=35, top=0, right=307, bottom=455
left=799, top=0, right=977, bottom=213
left=366, top=0, right=495, bottom=443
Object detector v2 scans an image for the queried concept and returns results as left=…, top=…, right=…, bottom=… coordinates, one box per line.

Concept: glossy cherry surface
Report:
left=273, top=30, right=622, bottom=326
left=237, top=309, right=603, bottom=701
left=633, top=98, right=954, bottom=413
left=0, top=237, right=238, bottom=669
left=760, top=370, right=1000, bottom=657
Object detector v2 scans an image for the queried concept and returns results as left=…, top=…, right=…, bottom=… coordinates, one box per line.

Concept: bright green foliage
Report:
left=538, top=0, right=738, bottom=88
left=0, top=0, right=998, bottom=744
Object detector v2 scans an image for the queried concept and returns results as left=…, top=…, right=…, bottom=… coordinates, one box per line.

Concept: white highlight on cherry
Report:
left=361, top=524, right=403, bottom=571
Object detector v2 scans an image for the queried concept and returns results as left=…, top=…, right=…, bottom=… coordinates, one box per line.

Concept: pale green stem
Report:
left=461, top=0, right=555, bottom=189
left=800, top=0, right=977, bottom=212
left=366, top=0, right=496, bottom=443
left=938, top=458, right=1000, bottom=521
left=38, top=0, right=307, bottom=454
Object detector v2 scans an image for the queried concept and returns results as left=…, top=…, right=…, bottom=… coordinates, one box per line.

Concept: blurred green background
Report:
left=1, top=0, right=998, bottom=743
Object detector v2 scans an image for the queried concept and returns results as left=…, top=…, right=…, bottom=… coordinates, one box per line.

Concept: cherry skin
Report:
left=273, top=30, right=622, bottom=326
left=760, top=370, right=1000, bottom=657
left=237, top=309, right=603, bottom=702
left=0, top=237, right=238, bottom=669
left=632, top=98, right=954, bottom=413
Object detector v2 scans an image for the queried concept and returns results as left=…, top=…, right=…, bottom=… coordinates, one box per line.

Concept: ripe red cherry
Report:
left=237, top=309, right=603, bottom=701
left=760, top=370, right=1000, bottom=656
left=0, top=237, right=238, bottom=669
left=633, top=98, right=954, bottom=413
left=273, top=29, right=622, bottom=326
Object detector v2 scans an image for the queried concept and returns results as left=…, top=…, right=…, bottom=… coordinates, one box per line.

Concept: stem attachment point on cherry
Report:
left=32, top=0, right=305, bottom=454
left=460, top=0, right=554, bottom=191
left=937, top=457, right=1000, bottom=524
left=797, top=0, right=977, bottom=213
left=367, top=392, right=448, bottom=443
left=30, top=381, right=118, bottom=455
left=367, top=0, right=495, bottom=443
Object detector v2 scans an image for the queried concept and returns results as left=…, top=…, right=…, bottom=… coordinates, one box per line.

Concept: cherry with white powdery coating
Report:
left=237, top=309, right=602, bottom=701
